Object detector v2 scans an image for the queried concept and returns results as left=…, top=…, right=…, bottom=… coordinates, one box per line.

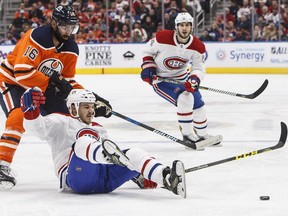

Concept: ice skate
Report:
left=197, top=133, right=223, bottom=147
left=163, top=160, right=186, bottom=199
left=102, top=139, right=133, bottom=167
left=183, top=131, right=223, bottom=150
left=183, top=133, right=205, bottom=150
left=0, top=165, right=16, bottom=190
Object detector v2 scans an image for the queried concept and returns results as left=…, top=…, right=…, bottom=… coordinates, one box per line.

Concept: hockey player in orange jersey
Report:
left=0, top=5, right=112, bottom=189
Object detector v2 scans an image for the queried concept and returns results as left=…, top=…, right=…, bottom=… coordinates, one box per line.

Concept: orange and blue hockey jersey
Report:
left=0, top=25, right=83, bottom=91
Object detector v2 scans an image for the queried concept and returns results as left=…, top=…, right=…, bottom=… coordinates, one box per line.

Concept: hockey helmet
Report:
left=66, top=89, right=96, bottom=118
left=175, top=12, right=194, bottom=31
left=52, top=5, right=79, bottom=34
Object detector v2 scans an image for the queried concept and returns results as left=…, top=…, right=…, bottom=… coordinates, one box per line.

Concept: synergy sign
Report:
left=205, top=42, right=287, bottom=68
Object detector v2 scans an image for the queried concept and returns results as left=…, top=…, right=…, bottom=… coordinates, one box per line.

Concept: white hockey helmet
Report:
left=175, top=12, right=194, bottom=31
left=66, top=89, right=96, bottom=118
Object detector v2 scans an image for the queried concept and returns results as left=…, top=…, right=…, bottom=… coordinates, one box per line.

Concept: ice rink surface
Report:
left=1, top=74, right=288, bottom=216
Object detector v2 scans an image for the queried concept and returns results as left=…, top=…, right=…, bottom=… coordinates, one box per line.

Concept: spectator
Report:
left=255, top=0, right=267, bottom=17
left=208, top=22, right=222, bottom=41
left=14, top=3, right=29, bottom=19
left=119, top=24, right=131, bottom=42
left=29, top=3, right=44, bottom=20
left=93, top=23, right=104, bottom=41
left=279, top=22, right=288, bottom=40
left=0, top=32, right=17, bottom=45
left=220, top=7, right=236, bottom=24
left=236, top=15, right=252, bottom=32
left=252, top=24, right=264, bottom=41
left=43, top=2, right=55, bottom=20
left=200, top=0, right=210, bottom=13
left=109, top=15, right=124, bottom=37
left=37, top=0, right=45, bottom=12
left=131, top=21, right=148, bottom=42
left=263, top=22, right=278, bottom=41
left=166, top=0, right=180, bottom=16
left=22, top=22, right=32, bottom=33
left=180, top=0, right=194, bottom=15
left=142, top=16, right=156, bottom=40
left=187, top=0, right=202, bottom=13
left=115, top=0, right=129, bottom=11
left=75, top=31, right=87, bottom=44
left=163, top=12, right=174, bottom=30
left=199, top=28, right=213, bottom=41
left=86, top=30, right=98, bottom=44
left=237, top=0, right=251, bottom=21
left=12, top=12, right=30, bottom=32
left=229, top=0, right=240, bottom=24
left=108, top=1, right=118, bottom=21
left=226, top=20, right=237, bottom=38
left=234, top=27, right=249, bottom=41
left=151, top=1, right=162, bottom=26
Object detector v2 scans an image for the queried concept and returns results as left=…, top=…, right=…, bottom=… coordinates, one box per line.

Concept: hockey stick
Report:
left=112, top=111, right=198, bottom=150
left=185, top=122, right=287, bottom=173
left=157, top=78, right=268, bottom=99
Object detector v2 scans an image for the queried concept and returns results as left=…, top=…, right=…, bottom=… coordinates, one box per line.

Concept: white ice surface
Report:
left=1, top=74, right=288, bottom=216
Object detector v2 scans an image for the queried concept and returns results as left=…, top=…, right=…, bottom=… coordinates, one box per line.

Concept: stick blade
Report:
left=276, top=122, right=288, bottom=148
left=246, top=79, right=269, bottom=99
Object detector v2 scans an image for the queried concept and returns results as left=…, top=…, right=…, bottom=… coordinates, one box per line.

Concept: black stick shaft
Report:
left=111, top=111, right=196, bottom=149
left=157, top=78, right=268, bottom=99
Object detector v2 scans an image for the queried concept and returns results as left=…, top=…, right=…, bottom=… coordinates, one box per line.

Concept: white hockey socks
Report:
left=177, top=92, right=194, bottom=135
left=125, top=148, right=164, bottom=185
left=193, top=106, right=208, bottom=137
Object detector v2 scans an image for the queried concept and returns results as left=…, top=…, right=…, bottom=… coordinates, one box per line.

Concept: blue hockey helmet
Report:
left=52, top=5, right=79, bottom=34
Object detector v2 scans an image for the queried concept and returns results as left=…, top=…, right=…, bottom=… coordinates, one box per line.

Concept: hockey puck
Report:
left=260, top=196, right=270, bottom=200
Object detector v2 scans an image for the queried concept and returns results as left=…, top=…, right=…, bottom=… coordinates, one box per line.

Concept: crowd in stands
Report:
left=200, top=0, right=288, bottom=41
left=0, top=0, right=288, bottom=45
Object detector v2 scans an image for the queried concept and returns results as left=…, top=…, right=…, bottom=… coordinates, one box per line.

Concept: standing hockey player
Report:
left=0, top=5, right=112, bottom=189
left=140, top=12, right=222, bottom=150
left=20, top=88, right=187, bottom=198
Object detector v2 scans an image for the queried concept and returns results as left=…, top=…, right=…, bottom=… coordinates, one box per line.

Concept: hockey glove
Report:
left=93, top=93, right=112, bottom=118
left=141, top=61, right=157, bottom=84
left=184, top=75, right=200, bottom=93
left=49, top=72, right=73, bottom=99
left=20, top=87, right=46, bottom=119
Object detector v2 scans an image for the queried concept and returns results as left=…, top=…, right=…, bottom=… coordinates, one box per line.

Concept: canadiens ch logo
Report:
left=76, top=128, right=100, bottom=141
left=163, top=57, right=188, bottom=70
left=38, top=58, right=63, bottom=76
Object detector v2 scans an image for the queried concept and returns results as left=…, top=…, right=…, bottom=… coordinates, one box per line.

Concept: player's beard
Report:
left=177, top=31, right=190, bottom=44
left=53, top=27, right=67, bottom=43
left=178, top=31, right=190, bottom=40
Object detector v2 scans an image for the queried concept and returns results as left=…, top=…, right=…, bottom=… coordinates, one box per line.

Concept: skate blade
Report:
left=0, top=181, right=15, bottom=190
left=175, top=161, right=187, bottom=199
left=103, top=140, right=132, bottom=167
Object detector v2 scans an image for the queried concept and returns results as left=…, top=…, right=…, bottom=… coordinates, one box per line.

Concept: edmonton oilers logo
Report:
left=38, top=58, right=64, bottom=74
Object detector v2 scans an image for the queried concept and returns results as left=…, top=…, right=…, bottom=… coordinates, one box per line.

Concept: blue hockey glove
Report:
left=184, top=75, right=200, bottom=93
left=141, top=61, right=157, bottom=84
left=20, top=87, right=46, bottom=113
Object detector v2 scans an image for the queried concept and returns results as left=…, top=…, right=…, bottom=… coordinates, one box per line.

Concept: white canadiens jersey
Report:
left=23, top=113, right=107, bottom=178
left=142, top=30, right=206, bottom=82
